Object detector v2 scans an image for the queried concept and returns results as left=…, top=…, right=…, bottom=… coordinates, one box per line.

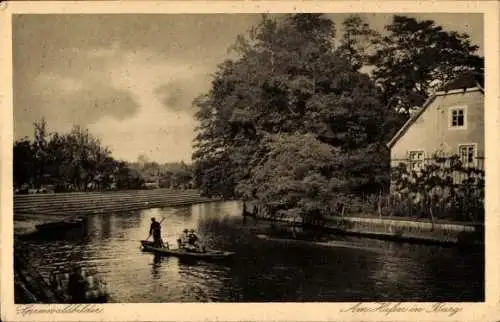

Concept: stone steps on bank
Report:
left=16, top=199, right=215, bottom=216
left=15, top=193, right=202, bottom=207
left=13, top=189, right=215, bottom=216
left=14, top=193, right=199, bottom=209
left=14, top=190, right=199, bottom=204
left=14, top=197, right=212, bottom=215
left=14, top=193, right=199, bottom=204
left=15, top=197, right=210, bottom=213
left=14, top=189, right=198, bottom=203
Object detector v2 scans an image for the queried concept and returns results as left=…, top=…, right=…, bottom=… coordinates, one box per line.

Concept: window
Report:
left=408, top=150, right=425, bottom=171
left=458, top=144, right=476, bottom=167
left=449, top=107, right=466, bottom=128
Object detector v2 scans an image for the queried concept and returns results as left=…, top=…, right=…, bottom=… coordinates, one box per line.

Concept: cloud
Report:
left=87, top=41, right=122, bottom=58
left=154, top=77, right=210, bottom=114
left=77, top=45, right=209, bottom=162
left=36, top=73, right=84, bottom=92
left=87, top=110, right=197, bottom=163
left=30, top=71, right=140, bottom=127
left=14, top=42, right=214, bottom=162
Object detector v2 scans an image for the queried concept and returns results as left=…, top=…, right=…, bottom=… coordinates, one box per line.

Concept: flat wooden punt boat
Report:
left=255, top=234, right=382, bottom=253
left=140, top=240, right=235, bottom=261
left=35, top=216, right=86, bottom=232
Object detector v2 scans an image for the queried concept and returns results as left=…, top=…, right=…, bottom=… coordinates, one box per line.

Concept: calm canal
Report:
left=17, top=201, right=484, bottom=302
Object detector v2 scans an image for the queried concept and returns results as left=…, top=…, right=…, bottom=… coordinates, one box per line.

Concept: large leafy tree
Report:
left=193, top=14, right=391, bottom=213
left=369, top=15, right=484, bottom=114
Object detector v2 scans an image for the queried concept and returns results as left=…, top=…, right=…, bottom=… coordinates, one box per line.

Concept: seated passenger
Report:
left=186, top=229, right=206, bottom=252
left=188, top=229, right=199, bottom=245
left=177, top=229, right=189, bottom=249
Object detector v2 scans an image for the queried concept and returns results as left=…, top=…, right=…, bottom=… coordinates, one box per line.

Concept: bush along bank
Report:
left=245, top=202, right=483, bottom=247
left=14, top=238, right=109, bottom=304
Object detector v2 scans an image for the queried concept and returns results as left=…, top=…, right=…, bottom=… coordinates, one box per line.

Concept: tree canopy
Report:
left=192, top=14, right=392, bottom=217
left=369, top=15, right=484, bottom=114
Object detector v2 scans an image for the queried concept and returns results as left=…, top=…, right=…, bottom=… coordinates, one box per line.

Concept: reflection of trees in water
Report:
left=149, top=202, right=244, bottom=240
left=197, top=215, right=235, bottom=230
left=172, top=205, right=193, bottom=217
left=151, top=254, right=161, bottom=280
left=228, top=241, right=380, bottom=301
left=23, top=224, right=88, bottom=243
left=412, top=245, right=484, bottom=301
left=100, top=214, right=112, bottom=239
left=195, top=201, right=240, bottom=219
left=18, top=223, right=89, bottom=261
left=191, top=203, right=208, bottom=219
left=368, top=243, right=483, bottom=301
left=175, top=259, right=230, bottom=302
left=209, top=202, right=222, bottom=214
left=370, top=243, right=413, bottom=290
left=196, top=215, right=245, bottom=249
left=112, top=210, right=142, bottom=230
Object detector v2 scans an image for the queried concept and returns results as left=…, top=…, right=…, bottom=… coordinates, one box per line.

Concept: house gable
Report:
left=388, top=87, right=484, bottom=163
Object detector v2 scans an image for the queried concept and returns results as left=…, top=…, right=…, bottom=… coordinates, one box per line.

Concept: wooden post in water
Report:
left=242, top=201, right=247, bottom=216
left=378, top=191, right=383, bottom=219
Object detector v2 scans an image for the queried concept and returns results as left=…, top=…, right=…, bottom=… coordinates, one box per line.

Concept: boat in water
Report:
left=140, top=240, right=235, bottom=261
left=255, top=234, right=382, bottom=253
left=35, top=216, right=86, bottom=233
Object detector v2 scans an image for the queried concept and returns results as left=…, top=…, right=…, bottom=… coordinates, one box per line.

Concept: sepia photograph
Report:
left=1, top=1, right=499, bottom=321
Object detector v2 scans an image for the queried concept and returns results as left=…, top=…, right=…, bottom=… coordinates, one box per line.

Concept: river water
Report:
left=17, top=201, right=484, bottom=302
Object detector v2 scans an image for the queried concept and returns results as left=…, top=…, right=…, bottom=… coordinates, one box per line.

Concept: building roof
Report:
left=386, top=85, right=484, bottom=149
left=438, top=71, right=484, bottom=92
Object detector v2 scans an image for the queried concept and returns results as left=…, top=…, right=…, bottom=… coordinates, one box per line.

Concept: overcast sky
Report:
left=13, top=13, right=483, bottom=163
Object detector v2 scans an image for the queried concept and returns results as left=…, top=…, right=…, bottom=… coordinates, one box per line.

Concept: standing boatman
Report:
left=148, top=217, right=165, bottom=248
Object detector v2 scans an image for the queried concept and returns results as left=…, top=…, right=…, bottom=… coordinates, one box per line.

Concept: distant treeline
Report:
left=128, top=159, right=194, bottom=190
left=13, top=119, right=193, bottom=193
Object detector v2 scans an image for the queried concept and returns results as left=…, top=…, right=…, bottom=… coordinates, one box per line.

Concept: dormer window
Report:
left=449, top=106, right=467, bottom=129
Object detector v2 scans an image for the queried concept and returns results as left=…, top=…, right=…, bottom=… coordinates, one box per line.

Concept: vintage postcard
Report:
left=1, top=1, right=499, bottom=321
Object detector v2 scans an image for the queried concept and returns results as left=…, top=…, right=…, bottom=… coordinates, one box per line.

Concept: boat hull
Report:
left=140, top=240, right=234, bottom=261
left=35, top=217, right=86, bottom=232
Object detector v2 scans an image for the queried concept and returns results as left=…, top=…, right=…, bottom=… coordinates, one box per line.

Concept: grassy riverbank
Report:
left=14, top=243, right=62, bottom=303
left=14, top=189, right=219, bottom=235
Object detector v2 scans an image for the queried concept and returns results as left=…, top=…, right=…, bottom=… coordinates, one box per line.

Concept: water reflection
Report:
left=17, top=201, right=484, bottom=302
left=101, top=215, right=112, bottom=239
left=151, top=254, right=162, bottom=280
left=370, top=243, right=422, bottom=300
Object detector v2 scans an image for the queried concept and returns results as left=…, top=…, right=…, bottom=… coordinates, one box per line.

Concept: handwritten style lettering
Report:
left=17, top=304, right=103, bottom=316
left=341, top=302, right=462, bottom=317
